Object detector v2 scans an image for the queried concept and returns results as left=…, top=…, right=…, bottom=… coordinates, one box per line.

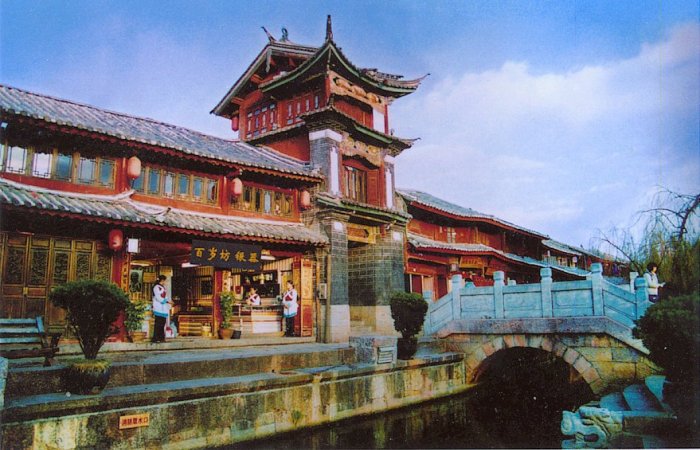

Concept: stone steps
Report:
left=600, top=391, right=628, bottom=411
left=644, top=375, right=675, bottom=415
left=623, top=384, right=663, bottom=412
left=563, top=376, right=677, bottom=449
left=5, top=343, right=355, bottom=399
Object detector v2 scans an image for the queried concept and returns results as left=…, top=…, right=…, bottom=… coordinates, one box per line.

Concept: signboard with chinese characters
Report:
left=190, top=240, right=262, bottom=270
left=119, top=413, right=150, bottom=429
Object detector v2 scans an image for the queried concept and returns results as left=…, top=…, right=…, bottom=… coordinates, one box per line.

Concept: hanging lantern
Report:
left=300, top=190, right=312, bottom=210
left=231, top=115, right=240, bottom=132
left=126, top=156, right=142, bottom=180
left=230, top=177, right=243, bottom=198
left=108, top=229, right=124, bottom=251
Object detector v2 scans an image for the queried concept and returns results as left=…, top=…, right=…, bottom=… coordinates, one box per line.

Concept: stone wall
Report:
left=2, top=354, right=468, bottom=449
left=348, top=229, right=405, bottom=334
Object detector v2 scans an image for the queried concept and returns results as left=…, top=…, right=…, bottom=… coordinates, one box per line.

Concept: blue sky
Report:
left=2, top=1, right=698, bottom=249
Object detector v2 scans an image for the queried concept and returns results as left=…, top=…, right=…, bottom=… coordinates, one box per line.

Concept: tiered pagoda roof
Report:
left=212, top=17, right=426, bottom=119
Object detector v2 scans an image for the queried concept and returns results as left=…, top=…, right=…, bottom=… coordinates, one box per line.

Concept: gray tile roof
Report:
left=542, top=239, right=583, bottom=256
left=0, top=85, right=320, bottom=179
left=0, top=178, right=327, bottom=245
left=397, top=189, right=547, bottom=238
left=407, top=232, right=589, bottom=278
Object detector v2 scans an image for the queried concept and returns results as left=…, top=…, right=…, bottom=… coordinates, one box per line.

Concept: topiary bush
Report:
left=50, top=280, right=129, bottom=360
left=390, top=291, right=429, bottom=360
left=390, top=291, right=429, bottom=338
left=633, top=293, right=700, bottom=382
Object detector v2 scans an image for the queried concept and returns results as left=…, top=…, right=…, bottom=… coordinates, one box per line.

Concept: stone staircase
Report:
left=562, top=375, right=678, bottom=448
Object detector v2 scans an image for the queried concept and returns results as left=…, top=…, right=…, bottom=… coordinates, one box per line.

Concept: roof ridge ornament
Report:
left=261, top=26, right=276, bottom=43
left=325, top=15, right=333, bottom=42
left=281, top=27, right=289, bottom=42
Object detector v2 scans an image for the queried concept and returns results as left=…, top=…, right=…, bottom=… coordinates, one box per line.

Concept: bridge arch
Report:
left=464, top=334, right=604, bottom=394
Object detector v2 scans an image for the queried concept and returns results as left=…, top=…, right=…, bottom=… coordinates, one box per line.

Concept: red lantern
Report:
left=230, top=177, right=243, bottom=198
left=231, top=116, right=240, bottom=132
left=126, top=156, right=141, bottom=180
left=300, top=190, right=312, bottom=210
left=108, top=229, right=124, bottom=251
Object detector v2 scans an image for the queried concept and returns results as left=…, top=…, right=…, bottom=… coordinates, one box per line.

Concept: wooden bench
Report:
left=0, top=317, right=61, bottom=366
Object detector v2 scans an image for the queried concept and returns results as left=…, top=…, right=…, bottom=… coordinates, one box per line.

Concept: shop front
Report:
left=126, top=238, right=316, bottom=340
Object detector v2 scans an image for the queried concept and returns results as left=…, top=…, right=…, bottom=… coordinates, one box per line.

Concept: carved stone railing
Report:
left=424, top=263, right=651, bottom=336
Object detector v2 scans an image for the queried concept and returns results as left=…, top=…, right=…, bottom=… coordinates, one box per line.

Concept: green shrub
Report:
left=633, top=293, right=700, bottom=382
left=50, top=280, right=129, bottom=359
left=219, top=291, right=235, bottom=329
left=390, top=291, right=429, bottom=338
left=124, top=300, right=148, bottom=333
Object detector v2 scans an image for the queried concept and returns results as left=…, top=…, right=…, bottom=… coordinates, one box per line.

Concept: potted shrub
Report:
left=390, top=291, right=429, bottom=360
left=49, top=279, right=129, bottom=395
left=218, top=291, right=237, bottom=339
left=124, top=299, right=148, bottom=342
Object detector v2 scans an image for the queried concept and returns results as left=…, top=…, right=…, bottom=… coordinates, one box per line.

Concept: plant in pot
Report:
left=390, top=291, right=429, bottom=360
left=49, top=279, right=129, bottom=395
left=125, top=299, right=148, bottom=343
left=218, top=291, right=238, bottom=339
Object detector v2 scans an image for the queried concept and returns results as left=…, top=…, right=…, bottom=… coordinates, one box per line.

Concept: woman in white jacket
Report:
left=643, top=262, right=665, bottom=303
left=152, top=275, right=173, bottom=343
left=281, top=281, right=298, bottom=337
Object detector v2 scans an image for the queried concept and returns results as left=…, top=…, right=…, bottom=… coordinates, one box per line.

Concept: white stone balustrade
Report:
left=425, top=263, right=652, bottom=336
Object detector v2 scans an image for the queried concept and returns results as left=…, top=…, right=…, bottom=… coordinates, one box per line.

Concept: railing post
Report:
left=493, top=271, right=505, bottom=319
left=634, top=277, right=649, bottom=319
left=590, top=263, right=604, bottom=316
left=451, top=274, right=463, bottom=321
left=629, top=271, right=638, bottom=292
left=540, top=267, right=553, bottom=317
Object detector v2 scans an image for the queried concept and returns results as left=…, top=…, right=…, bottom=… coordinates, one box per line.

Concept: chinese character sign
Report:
left=191, top=240, right=262, bottom=270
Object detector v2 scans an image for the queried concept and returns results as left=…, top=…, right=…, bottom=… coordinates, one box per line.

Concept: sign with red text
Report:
left=119, top=413, right=150, bottom=429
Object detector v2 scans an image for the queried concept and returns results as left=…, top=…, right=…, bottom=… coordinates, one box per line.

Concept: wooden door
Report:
left=1, top=234, right=50, bottom=319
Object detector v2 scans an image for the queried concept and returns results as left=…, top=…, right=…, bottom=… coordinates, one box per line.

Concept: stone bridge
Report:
left=423, top=263, right=660, bottom=394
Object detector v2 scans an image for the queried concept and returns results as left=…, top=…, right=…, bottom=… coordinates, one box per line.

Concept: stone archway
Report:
left=464, top=335, right=604, bottom=394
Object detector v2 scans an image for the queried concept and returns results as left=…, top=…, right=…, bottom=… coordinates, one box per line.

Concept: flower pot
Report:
left=219, top=328, right=234, bottom=339
left=397, top=337, right=418, bottom=360
left=64, top=359, right=111, bottom=395
left=233, top=329, right=242, bottom=339
left=128, top=331, right=147, bottom=343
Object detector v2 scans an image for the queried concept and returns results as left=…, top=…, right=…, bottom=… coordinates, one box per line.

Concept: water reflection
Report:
left=227, top=348, right=593, bottom=449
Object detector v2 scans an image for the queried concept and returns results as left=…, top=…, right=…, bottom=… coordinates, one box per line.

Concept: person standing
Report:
left=152, top=275, right=173, bottom=343
left=643, top=262, right=665, bottom=303
left=281, top=281, right=298, bottom=337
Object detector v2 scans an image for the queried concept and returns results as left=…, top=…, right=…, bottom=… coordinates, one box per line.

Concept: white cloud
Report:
left=395, top=22, right=700, bottom=247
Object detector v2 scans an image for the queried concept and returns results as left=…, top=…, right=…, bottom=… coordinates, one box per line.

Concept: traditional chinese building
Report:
left=0, top=84, right=326, bottom=338
left=397, top=189, right=621, bottom=300
left=212, top=17, right=425, bottom=340
left=0, top=18, right=623, bottom=343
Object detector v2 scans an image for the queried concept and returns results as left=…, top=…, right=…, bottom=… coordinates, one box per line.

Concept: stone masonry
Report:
left=441, top=332, right=660, bottom=395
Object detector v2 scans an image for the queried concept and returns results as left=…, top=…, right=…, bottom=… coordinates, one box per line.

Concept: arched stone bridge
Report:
left=424, top=263, right=660, bottom=394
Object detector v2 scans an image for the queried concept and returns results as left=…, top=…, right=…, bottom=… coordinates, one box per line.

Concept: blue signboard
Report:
left=190, top=240, right=262, bottom=270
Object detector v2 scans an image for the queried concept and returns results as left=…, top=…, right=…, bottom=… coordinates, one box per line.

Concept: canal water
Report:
left=227, top=348, right=594, bottom=449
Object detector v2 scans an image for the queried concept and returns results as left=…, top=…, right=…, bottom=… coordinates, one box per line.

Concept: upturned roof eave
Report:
left=260, top=41, right=420, bottom=98
left=211, top=41, right=319, bottom=117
